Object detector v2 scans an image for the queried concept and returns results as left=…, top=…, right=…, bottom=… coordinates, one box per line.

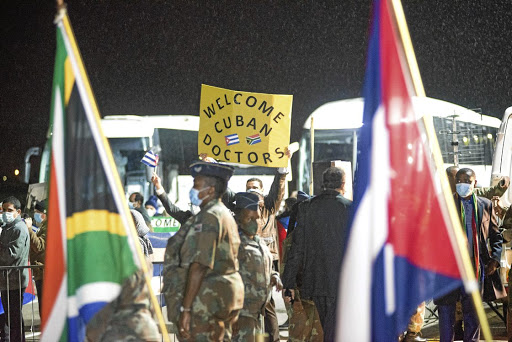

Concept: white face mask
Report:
left=146, top=208, right=156, bottom=217
left=2, top=212, right=15, bottom=224
left=456, top=183, right=474, bottom=198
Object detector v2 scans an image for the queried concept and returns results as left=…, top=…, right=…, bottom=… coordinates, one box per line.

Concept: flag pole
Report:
left=57, top=7, right=170, bottom=341
left=389, top=0, right=492, bottom=340
left=310, top=116, right=314, bottom=195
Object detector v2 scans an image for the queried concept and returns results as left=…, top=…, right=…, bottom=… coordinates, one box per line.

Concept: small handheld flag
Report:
left=141, top=150, right=159, bottom=168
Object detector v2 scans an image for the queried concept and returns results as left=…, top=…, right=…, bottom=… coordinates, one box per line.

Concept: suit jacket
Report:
left=434, top=194, right=504, bottom=305
left=281, top=190, right=352, bottom=299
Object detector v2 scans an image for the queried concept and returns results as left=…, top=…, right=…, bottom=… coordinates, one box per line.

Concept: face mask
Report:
left=34, top=212, right=43, bottom=224
left=241, top=219, right=259, bottom=235
left=456, top=183, right=473, bottom=198
left=128, top=202, right=134, bottom=209
left=189, top=187, right=210, bottom=207
left=147, top=208, right=156, bottom=217
left=2, top=212, right=15, bottom=224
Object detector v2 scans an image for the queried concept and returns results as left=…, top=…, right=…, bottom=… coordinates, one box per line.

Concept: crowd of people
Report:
left=1, top=155, right=512, bottom=341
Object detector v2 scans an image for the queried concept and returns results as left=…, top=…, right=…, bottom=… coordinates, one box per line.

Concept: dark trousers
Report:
left=312, top=296, right=337, bottom=342
left=438, top=288, right=479, bottom=342
left=264, top=296, right=280, bottom=342
left=0, top=288, right=26, bottom=342
left=35, top=280, right=43, bottom=316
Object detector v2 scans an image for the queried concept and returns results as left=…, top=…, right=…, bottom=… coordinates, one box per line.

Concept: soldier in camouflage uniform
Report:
left=231, top=192, right=283, bottom=342
left=164, top=162, right=244, bottom=341
left=86, top=210, right=159, bottom=341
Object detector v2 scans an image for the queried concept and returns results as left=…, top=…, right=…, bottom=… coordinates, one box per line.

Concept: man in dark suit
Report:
left=435, top=168, right=504, bottom=342
left=282, top=166, right=352, bottom=341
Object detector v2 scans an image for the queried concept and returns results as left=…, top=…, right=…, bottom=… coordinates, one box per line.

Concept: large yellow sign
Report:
left=198, top=84, right=293, bottom=167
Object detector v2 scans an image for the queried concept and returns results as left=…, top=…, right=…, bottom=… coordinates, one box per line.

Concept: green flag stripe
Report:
left=67, top=231, right=137, bottom=294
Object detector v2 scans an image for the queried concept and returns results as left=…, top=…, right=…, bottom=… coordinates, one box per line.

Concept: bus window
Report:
left=433, top=117, right=496, bottom=166
left=298, top=129, right=359, bottom=192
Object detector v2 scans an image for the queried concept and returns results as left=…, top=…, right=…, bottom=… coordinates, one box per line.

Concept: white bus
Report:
left=297, top=97, right=501, bottom=193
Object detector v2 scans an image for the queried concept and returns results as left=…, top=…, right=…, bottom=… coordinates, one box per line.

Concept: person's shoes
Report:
left=404, top=331, right=427, bottom=342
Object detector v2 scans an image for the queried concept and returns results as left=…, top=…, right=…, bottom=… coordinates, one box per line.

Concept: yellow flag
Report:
left=198, top=84, right=293, bottom=167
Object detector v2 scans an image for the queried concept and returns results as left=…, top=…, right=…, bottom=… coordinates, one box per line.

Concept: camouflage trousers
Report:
left=232, top=314, right=266, bottom=342
left=178, top=309, right=240, bottom=342
left=286, top=296, right=323, bottom=342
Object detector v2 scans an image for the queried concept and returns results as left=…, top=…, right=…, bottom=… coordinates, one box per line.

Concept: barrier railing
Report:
left=0, top=263, right=173, bottom=341
left=0, top=265, right=44, bottom=341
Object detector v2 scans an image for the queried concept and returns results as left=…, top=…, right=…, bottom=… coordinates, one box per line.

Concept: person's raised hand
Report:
left=151, top=172, right=162, bottom=190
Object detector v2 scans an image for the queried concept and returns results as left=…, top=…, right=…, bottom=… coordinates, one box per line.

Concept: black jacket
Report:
left=281, top=190, right=352, bottom=298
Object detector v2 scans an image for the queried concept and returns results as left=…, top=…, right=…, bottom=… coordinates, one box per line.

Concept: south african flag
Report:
left=246, top=134, right=262, bottom=145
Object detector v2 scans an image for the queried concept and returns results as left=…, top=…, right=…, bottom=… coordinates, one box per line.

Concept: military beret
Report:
left=235, top=192, right=260, bottom=211
left=190, top=161, right=234, bottom=182
left=34, top=200, right=47, bottom=213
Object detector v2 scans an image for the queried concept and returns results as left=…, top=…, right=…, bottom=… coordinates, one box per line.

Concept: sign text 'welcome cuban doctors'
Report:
left=198, top=84, right=293, bottom=167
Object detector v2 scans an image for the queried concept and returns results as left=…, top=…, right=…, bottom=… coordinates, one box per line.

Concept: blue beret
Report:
left=235, top=192, right=260, bottom=211
left=190, top=161, right=234, bottom=182
left=145, top=195, right=158, bottom=209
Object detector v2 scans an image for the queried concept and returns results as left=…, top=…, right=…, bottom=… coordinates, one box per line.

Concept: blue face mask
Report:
left=456, top=183, right=473, bottom=198
left=34, top=212, right=44, bottom=224
left=128, top=202, right=134, bottom=209
left=189, top=187, right=210, bottom=207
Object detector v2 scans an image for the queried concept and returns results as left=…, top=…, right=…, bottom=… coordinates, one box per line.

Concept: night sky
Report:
left=1, top=1, right=512, bottom=181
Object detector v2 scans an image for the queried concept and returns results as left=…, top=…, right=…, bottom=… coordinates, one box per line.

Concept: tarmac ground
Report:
left=19, top=295, right=511, bottom=341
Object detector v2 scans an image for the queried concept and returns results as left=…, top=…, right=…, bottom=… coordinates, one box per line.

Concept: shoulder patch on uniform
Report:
left=194, top=223, right=203, bottom=232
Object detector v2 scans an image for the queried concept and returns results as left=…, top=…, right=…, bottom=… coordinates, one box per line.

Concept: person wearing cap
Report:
left=144, top=195, right=160, bottom=217
left=162, top=161, right=244, bottom=341
left=201, top=151, right=290, bottom=341
left=86, top=210, right=159, bottom=341
left=232, top=192, right=282, bottom=342
left=28, top=199, right=48, bottom=314
left=282, top=167, right=352, bottom=341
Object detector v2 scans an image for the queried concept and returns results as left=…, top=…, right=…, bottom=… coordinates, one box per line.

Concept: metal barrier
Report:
left=0, top=265, right=44, bottom=341
left=0, top=263, right=171, bottom=341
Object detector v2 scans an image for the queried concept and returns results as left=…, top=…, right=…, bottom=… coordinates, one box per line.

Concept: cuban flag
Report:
left=141, top=150, right=159, bottom=167
left=337, top=0, right=470, bottom=340
left=225, top=133, right=240, bottom=146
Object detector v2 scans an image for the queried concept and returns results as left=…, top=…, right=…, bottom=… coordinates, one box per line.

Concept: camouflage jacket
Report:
left=29, top=219, right=47, bottom=281
left=224, top=172, right=287, bottom=261
left=177, top=199, right=244, bottom=314
left=238, top=232, right=277, bottom=317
